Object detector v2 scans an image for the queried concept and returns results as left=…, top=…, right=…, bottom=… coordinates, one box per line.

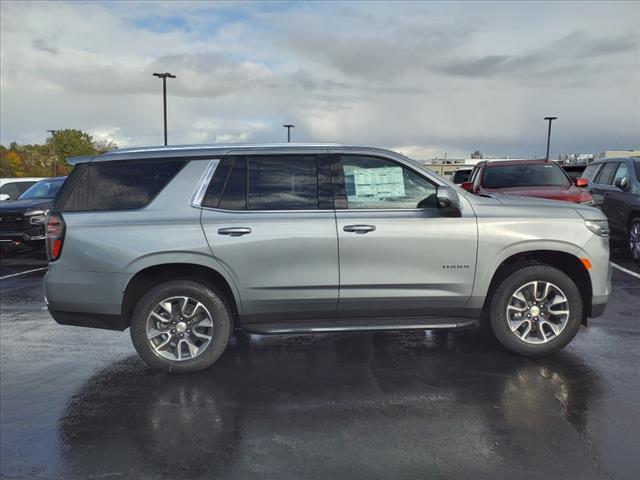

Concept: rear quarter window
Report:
left=60, top=160, right=186, bottom=212
left=581, top=164, right=601, bottom=183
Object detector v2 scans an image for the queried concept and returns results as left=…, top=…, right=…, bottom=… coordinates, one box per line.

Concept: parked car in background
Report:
left=583, top=157, right=640, bottom=261
left=561, top=164, right=587, bottom=181
left=450, top=167, right=473, bottom=185
left=0, top=177, right=46, bottom=201
left=44, top=144, right=610, bottom=373
left=462, top=159, right=594, bottom=204
left=0, top=177, right=67, bottom=254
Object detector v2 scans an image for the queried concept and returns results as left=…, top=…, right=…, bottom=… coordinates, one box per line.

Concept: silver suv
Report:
left=44, top=144, right=611, bottom=373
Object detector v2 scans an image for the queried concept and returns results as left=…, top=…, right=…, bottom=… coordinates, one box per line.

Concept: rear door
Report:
left=606, top=161, right=631, bottom=233
left=590, top=161, right=618, bottom=209
left=200, top=154, right=339, bottom=322
left=332, top=154, right=477, bottom=318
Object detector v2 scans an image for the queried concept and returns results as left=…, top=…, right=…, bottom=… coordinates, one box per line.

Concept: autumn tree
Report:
left=1, top=129, right=118, bottom=177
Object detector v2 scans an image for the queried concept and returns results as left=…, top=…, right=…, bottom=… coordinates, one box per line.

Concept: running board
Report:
left=241, top=318, right=478, bottom=335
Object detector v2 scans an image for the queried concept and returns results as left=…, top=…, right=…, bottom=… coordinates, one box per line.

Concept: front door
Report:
left=332, top=155, right=478, bottom=318
left=200, top=155, right=339, bottom=322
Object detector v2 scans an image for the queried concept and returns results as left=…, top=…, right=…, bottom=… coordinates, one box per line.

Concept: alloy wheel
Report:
left=146, top=296, right=214, bottom=361
left=630, top=220, right=640, bottom=260
left=506, top=281, right=570, bottom=345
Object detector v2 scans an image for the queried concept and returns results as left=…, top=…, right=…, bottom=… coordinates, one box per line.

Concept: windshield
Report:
left=482, top=163, right=570, bottom=188
left=18, top=178, right=65, bottom=199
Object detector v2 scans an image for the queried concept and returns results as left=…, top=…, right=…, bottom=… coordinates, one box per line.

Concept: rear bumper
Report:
left=48, top=308, right=128, bottom=331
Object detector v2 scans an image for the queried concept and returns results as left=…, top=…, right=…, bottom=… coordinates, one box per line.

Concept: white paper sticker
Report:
left=351, top=167, right=405, bottom=199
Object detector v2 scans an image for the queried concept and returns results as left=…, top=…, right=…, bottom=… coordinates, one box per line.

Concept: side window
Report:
left=61, top=160, right=186, bottom=211
left=596, top=162, right=619, bottom=185
left=340, top=156, right=437, bottom=209
left=248, top=156, right=318, bottom=210
left=613, top=162, right=629, bottom=185
left=219, top=157, right=247, bottom=210
left=0, top=182, right=20, bottom=199
left=581, top=164, right=601, bottom=183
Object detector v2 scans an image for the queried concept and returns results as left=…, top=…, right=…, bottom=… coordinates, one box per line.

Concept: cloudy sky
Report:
left=1, top=1, right=638, bottom=159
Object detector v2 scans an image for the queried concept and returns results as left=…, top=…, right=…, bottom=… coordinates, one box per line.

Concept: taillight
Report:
left=46, top=213, right=66, bottom=261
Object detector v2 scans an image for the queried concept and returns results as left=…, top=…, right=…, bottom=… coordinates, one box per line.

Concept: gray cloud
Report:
left=32, top=38, right=59, bottom=55
left=440, top=31, right=638, bottom=82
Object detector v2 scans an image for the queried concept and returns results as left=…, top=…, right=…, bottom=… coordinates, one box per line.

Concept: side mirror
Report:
left=460, top=181, right=474, bottom=192
left=0, top=194, right=10, bottom=202
left=436, top=186, right=461, bottom=216
left=614, top=176, right=629, bottom=190
left=575, top=178, right=588, bottom=188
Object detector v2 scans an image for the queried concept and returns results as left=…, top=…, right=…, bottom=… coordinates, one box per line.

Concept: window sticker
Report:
left=347, top=167, right=405, bottom=199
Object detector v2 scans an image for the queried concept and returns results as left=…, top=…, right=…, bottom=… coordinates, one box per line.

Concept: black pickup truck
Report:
left=0, top=177, right=66, bottom=254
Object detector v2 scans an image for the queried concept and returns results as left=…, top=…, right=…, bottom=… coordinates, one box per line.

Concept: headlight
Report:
left=584, top=219, right=609, bottom=237
left=25, top=209, right=49, bottom=225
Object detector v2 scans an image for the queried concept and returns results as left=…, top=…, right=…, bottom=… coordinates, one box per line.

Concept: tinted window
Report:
left=341, top=156, right=437, bottom=209
left=581, top=164, right=601, bottom=182
left=0, top=182, right=20, bottom=199
left=482, top=163, right=570, bottom=188
left=19, top=178, right=65, bottom=199
left=613, top=162, right=629, bottom=186
left=62, top=160, right=185, bottom=211
left=17, top=181, right=37, bottom=194
left=247, top=156, right=318, bottom=210
left=219, top=157, right=247, bottom=210
left=595, top=162, right=618, bottom=185
left=634, top=159, right=640, bottom=180
left=451, top=169, right=471, bottom=184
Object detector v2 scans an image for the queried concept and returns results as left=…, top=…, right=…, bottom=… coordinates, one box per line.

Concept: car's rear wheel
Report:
left=489, top=265, right=583, bottom=356
left=629, top=217, right=640, bottom=262
left=130, top=280, right=232, bottom=373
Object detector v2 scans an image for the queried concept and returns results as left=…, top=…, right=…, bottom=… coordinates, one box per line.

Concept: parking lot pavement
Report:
left=0, top=255, right=638, bottom=480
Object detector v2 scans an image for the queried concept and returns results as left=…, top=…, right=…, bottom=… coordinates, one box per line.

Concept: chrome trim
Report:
left=190, top=159, right=220, bottom=208
left=253, top=320, right=477, bottom=334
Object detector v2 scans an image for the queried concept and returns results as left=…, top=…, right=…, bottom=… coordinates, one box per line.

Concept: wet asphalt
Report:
left=0, top=247, right=639, bottom=480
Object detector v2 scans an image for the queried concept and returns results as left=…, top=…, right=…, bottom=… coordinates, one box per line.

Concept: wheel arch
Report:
left=482, top=250, right=593, bottom=324
left=121, top=261, right=241, bottom=328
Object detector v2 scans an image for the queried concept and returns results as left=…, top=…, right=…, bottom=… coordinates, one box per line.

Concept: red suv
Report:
left=462, top=159, right=594, bottom=204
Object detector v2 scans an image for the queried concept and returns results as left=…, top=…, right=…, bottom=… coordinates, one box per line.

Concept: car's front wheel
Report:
left=629, top=217, right=640, bottom=262
left=489, top=265, right=583, bottom=356
left=130, top=280, right=232, bottom=373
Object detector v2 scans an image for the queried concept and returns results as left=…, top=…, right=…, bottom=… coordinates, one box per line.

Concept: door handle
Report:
left=343, top=224, right=376, bottom=234
left=217, top=227, right=252, bottom=237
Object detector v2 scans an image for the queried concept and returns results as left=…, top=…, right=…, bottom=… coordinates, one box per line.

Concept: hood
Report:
left=0, top=198, right=53, bottom=213
left=481, top=185, right=591, bottom=203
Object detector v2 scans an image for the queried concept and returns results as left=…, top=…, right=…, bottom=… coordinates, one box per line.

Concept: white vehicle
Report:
left=0, top=177, right=46, bottom=201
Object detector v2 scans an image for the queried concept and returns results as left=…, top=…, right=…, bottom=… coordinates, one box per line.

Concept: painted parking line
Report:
left=610, top=262, right=640, bottom=280
left=0, top=267, right=48, bottom=280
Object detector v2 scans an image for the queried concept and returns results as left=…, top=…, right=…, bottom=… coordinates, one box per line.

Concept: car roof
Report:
left=588, top=156, right=636, bottom=165
left=68, top=143, right=399, bottom=164
left=483, top=159, right=556, bottom=167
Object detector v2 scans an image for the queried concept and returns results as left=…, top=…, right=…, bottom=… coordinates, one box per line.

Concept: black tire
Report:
left=130, top=280, right=232, bottom=374
left=629, top=217, right=640, bottom=263
left=489, top=264, right=583, bottom=356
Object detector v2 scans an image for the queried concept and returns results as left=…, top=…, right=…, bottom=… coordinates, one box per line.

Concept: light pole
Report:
left=544, top=116, right=557, bottom=160
left=47, top=129, right=59, bottom=176
left=153, top=72, right=176, bottom=145
left=283, top=124, right=295, bottom=143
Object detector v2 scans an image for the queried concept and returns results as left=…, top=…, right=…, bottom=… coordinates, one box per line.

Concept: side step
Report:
left=241, top=317, right=478, bottom=335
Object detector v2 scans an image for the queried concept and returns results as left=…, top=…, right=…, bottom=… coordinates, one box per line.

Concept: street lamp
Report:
left=544, top=116, right=558, bottom=160
left=283, top=124, right=295, bottom=143
left=153, top=72, right=176, bottom=146
left=47, top=129, right=59, bottom=176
